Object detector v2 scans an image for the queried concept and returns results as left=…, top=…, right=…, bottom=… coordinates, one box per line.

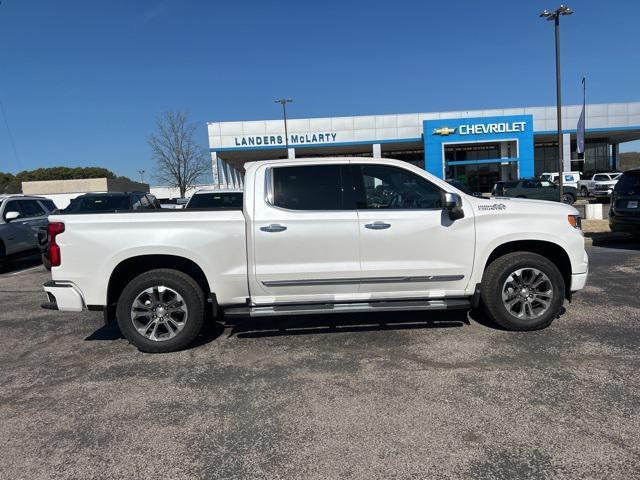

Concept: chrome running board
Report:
left=223, top=298, right=471, bottom=318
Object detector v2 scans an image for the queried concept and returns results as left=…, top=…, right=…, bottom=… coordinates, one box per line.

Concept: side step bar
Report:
left=224, top=298, right=471, bottom=318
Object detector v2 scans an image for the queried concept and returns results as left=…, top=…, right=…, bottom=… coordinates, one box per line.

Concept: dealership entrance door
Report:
left=448, top=161, right=518, bottom=193
left=444, top=142, right=519, bottom=193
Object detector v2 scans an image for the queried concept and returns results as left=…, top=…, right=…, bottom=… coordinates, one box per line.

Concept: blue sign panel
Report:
left=424, top=114, right=534, bottom=179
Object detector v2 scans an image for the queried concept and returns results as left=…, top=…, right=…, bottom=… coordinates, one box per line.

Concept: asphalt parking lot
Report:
left=1, top=241, right=639, bottom=480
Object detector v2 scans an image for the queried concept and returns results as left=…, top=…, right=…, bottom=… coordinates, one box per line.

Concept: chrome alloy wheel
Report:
left=501, top=268, right=554, bottom=320
left=130, top=286, right=188, bottom=342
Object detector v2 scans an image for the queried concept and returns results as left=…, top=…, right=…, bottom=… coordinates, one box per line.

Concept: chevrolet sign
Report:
left=458, top=121, right=526, bottom=135
left=433, top=126, right=456, bottom=136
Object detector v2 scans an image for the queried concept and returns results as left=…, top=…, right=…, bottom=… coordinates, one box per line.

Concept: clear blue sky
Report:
left=1, top=0, right=638, bottom=181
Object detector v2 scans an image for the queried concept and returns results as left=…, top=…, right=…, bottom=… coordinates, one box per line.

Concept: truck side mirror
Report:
left=4, top=211, right=20, bottom=222
left=443, top=192, right=464, bottom=220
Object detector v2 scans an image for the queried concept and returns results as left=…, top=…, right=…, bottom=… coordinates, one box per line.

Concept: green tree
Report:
left=0, top=166, right=131, bottom=193
left=0, top=172, right=20, bottom=194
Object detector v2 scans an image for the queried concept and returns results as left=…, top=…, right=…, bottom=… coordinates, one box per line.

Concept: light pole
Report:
left=137, top=169, right=145, bottom=183
left=275, top=98, right=293, bottom=149
left=540, top=5, right=573, bottom=202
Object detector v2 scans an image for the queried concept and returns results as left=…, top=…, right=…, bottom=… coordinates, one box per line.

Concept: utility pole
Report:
left=540, top=5, right=574, bottom=203
left=274, top=98, right=293, bottom=149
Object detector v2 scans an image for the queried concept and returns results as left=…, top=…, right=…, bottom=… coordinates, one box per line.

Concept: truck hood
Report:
left=469, top=195, right=579, bottom=216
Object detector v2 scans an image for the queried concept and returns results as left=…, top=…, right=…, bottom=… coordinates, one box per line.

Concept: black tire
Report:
left=116, top=268, right=205, bottom=353
left=561, top=193, right=575, bottom=205
left=580, top=186, right=589, bottom=197
left=480, top=252, right=565, bottom=331
left=0, top=241, right=5, bottom=270
left=42, top=252, right=51, bottom=271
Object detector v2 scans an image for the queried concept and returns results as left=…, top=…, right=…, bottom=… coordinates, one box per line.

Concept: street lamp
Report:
left=540, top=4, right=573, bottom=202
left=137, top=169, right=145, bottom=183
left=275, top=98, right=293, bottom=149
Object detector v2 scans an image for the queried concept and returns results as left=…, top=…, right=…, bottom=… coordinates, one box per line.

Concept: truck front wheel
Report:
left=480, top=252, right=565, bottom=331
left=116, top=268, right=205, bottom=353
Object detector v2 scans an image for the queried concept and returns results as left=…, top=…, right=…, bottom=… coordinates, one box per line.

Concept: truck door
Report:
left=249, top=163, right=361, bottom=304
left=351, top=162, right=475, bottom=298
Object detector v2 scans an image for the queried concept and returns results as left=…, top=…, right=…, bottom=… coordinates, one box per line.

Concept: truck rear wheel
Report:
left=480, top=252, right=565, bottom=331
left=116, top=268, right=205, bottom=353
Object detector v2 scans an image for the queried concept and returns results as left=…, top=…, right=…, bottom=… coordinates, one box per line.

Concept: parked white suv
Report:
left=42, top=158, right=588, bottom=352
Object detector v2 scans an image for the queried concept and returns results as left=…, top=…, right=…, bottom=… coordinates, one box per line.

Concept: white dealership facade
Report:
left=208, top=101, right=640, bottom=193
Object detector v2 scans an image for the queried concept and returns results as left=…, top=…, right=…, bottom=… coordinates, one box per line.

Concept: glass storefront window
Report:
left=444, top=143, right=501, bottom=162
left=534, top=143, right=560, bottom=176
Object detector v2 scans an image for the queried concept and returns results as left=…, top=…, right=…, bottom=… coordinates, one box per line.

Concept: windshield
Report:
left=186, top=192, right=243, bottom=209
left=64, top=195, right=131, bottom=213
left=614, top=172, right=640, bottom=195
left=445, top=180, right=473, bottom=196
left=540, top=174, right=552, bottom=182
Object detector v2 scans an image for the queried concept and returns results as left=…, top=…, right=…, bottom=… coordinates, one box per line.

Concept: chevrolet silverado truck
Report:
left=42, top=158, right=588, bottom=353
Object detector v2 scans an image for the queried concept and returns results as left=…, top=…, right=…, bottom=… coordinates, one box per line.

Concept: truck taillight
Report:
left=48, top=222, right=65, bottom=267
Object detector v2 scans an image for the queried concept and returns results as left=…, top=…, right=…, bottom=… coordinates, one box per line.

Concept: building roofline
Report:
left=206, top=100, right=640, bottom=125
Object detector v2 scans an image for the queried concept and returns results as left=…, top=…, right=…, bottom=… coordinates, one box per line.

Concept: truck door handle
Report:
left=365, top=222, right=391, bottom=230
left=260, top=224, right=287, bottom=233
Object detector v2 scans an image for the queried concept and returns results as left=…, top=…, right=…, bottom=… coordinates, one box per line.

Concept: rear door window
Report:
left=271, top=165, right=346, bottom=210
left=18, top=200, right=46, bottom=218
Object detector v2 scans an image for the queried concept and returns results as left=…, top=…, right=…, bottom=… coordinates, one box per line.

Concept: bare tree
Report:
left=148, top=110, right=210, bottom=197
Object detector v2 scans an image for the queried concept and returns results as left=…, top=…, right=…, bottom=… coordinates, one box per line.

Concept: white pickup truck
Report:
left=42, top=158, right=588, bottom=352
left=577, top=172, right=621, bottom=198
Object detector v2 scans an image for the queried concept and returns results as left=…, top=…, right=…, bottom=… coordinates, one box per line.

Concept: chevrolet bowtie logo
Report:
left=433, top=126, right=456, bottom=136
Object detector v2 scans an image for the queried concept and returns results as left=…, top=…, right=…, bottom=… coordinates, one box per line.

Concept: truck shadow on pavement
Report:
left=86, top=307, right=541, bottom=349
left=225, top=310, right=470, bottom=340
left=85, top=310, right=474, bottom=348
left=0, top=253, right=42, bottom=275
left=585, top=232, right=640, bottom=250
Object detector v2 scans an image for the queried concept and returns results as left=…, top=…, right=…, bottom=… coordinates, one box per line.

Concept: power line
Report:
left=0, top=99, right=21, bottom=170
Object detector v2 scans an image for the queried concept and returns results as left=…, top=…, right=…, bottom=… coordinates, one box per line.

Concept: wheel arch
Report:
left=106, top=255, right=212, bottom=320
left=483, top=240, right=572, bottom=300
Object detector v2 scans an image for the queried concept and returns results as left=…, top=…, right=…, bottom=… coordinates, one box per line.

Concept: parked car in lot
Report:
left=0, top=195, right=58, bottom=268
left=62, top=192, right=161, bottom=213
left=185, top=190, right=244, bottom=209
left=42, top=158, right=588, bottom=353
left=609, top=168, right=640, bottom=237
left=577, top=172, right=621, bottom=198
left=540, top=171, right=581, bottom=189
left=492, top=179, right=577, bottom=204
left=159, top=198, right=187, bottom=209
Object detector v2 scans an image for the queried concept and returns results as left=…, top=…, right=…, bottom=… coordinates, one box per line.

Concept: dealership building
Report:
left=208, top=101, right=640, bottom=192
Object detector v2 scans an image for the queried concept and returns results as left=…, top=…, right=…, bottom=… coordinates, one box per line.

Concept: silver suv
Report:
left=0, top=195, right=58, bottom=268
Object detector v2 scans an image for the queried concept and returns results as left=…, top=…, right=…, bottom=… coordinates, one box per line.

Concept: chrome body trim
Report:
left=261, top=275, right=464, bottom=287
